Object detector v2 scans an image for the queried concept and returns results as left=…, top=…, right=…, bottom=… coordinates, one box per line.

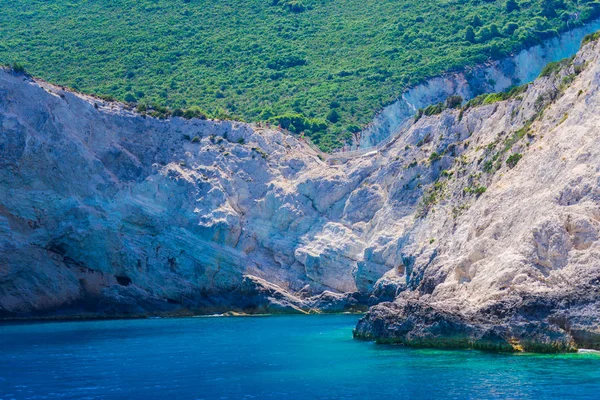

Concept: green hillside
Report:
left=1, top=0, right=598, bottom=151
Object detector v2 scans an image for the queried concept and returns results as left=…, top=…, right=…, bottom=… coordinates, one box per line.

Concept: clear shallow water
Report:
left=1, top=315, right=599, bottom=400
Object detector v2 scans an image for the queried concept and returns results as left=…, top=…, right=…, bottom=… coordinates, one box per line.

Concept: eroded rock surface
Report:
left=354, top=38, right=600, bottom=351
left=0, top=68, right=374, bottom=318
left=1, top=35, right=600, bottom=351
left=360, top=17, right=600, bottom=147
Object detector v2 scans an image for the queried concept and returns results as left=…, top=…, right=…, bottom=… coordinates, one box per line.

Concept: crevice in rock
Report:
left=115, top=276, right=132, bottom=286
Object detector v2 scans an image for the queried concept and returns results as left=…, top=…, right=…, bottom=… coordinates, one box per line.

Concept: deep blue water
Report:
left=1, top=315, right=599, bottom=399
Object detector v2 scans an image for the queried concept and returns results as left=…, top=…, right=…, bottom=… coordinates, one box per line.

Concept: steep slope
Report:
left=360, top=17, right=600, bottom=147
left=354, top=39, right=600, bottom=351
left=4, top=0, right=600, bottom=151
left=0, top=70, right=381, bottom=317
left=1, top=35, right=600, bottom=351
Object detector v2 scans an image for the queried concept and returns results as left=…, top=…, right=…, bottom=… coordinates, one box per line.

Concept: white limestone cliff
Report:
left=359, top=17, right=600, bottom=148
left=1, top=32, right=600, bottom=351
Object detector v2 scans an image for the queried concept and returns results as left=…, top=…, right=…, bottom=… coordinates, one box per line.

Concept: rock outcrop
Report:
left=1, top=31, right=600, bottom=351
left=0, top=67, right=376, bottom=318
left=354, top=37, right=600, bottom=352
left=359, top=17, right=600, bottom=148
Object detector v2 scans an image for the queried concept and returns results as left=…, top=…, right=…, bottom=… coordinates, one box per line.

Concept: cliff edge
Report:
left=353, top=37, right=600, bottom=352
left=1, top=36, right=600, bottom=351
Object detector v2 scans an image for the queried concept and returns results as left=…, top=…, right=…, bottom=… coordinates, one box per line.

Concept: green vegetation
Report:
left=415, top=95, right=464, bottom=121
left=463, top=83, right=529, bottom=109
left=429, top=152, right=442, bottom=163
left=10, top=62, right=26, bottom=74
left=582, top=31, right=600, bottom=45
left=559, top=113, right=569, bottom=124
left=506, top=153, right=523, bottom=168
left=464, top=185, right=487, bottom=195
left=560, top=73, right=577, bottom=89
left=441, top=169, right=454, bottom=178
left=445, top=95, right=464, bottom=109
left=539, top=56, right=575, bottom=77
left=482, top=118, right=534, bottom=173
left=1, top=0, right=599, bottom=151
left=416, top=81, right=529, bottom=122
left=252, top=146, right=269, bottom=159
left=417, top=180, right=446, bottom=217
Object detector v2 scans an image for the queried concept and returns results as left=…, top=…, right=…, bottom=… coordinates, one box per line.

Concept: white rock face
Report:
left=354, top=39, right=600, bottom=351
left=360, top=17, right=600, bottom=147
left=1, top=36, right=600, bottom=339
left=0, top=70, right=373, bottom=316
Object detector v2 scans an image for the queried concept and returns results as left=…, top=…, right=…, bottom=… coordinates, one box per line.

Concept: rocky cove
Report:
left=2, top=33, right=600, bottom=353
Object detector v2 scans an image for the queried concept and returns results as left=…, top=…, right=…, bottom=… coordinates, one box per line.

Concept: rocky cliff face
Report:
left=1, top=32, right=600, bottom=351
left=360, top=17, right=600, bottom=148
left=0, top=68, right=378, bottom=318
left=354, top=38, right=600, bottom=352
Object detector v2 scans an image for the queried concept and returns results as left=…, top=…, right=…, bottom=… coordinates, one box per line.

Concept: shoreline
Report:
left=0, top=310, right=367, bottom=325
left=2, top=312, right=598, bottom=356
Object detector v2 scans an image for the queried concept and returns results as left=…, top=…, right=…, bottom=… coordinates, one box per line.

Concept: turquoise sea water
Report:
left=1, top=315, right=599, bottom=400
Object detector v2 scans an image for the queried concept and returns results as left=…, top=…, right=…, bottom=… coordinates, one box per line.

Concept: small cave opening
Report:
left=115, top=275, right=132, bottom=286
left=47, top=243, right=68, bottom=256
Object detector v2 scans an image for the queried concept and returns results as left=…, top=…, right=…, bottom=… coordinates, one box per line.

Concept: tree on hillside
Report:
left=540, top=0, right=559, bottom=18
left=503, top=22, right=519, bottom=35
left=506, top=0, right=520, bottom=13
left=477, top=23, right=502, bottom=42
left=124, top=93, right=137, bottom=103
left=326, top=109, right=340, bottom=123
left=465, top=26, right=476, bottom=43
left=489, top=23, right=501, bottom=38
left=470, top=15, right=483, bottom=27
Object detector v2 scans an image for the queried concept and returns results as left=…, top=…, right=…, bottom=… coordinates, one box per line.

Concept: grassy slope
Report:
left=1, top=0, right=599, bottom=151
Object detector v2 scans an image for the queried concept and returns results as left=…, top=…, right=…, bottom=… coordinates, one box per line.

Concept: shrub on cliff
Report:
left=582, top=31, right=600, bottom=46
left=446, top=95, right=463, bottom=109
left=183, top=106, right=208, bottom=120
left=539, top=57, right=572, bottom=78
left=10, top=62, right=26, bottom=74
left=423, top=103, right=445, bottom=116
left=346, top=124, right=361, bottom=134
left=462, top=83, right=529, bottom=109
left=506, top=153, right=523, bottom=168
